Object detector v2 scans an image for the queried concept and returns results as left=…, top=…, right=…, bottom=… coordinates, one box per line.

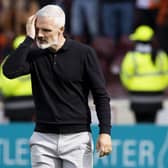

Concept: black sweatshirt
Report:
left=3, top=37, right=111, bottom=134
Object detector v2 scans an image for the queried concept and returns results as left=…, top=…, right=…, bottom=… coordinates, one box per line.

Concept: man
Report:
left=3, top=5, right=112, bottom=168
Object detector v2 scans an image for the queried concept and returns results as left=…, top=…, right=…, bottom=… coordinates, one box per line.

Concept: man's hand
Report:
left=26, top=15, right=36, bottom=39
left=96, top=133, right=112, bottom=157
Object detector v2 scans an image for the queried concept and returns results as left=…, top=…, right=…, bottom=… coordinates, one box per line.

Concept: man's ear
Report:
left=60, top=27, right=64, bottom=32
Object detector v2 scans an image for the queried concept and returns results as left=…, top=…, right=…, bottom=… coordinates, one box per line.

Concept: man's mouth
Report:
left=37, top=38, right=47, bottom=44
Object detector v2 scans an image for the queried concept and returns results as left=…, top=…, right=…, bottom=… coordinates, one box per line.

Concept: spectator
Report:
left=134, top=0, right=160, bottom=30
left=156, top=0, right=168, bottom=53
left=0, top=35, right=35, bottom=121
left=100, top=0, right=134, bottom=75
left=101, top=0, right=134, bottom=44
left=120, top=25, right=168, bottom=123
left=14, top=0, right=39, bottom=35
left=0, top=27, right=8, bottom=62
left=71, top=0, right=99, bottom=43
left=0, top=0, right=39, bottom=36
left=91, top=36, right=114, bottom=82
left=0, top=0, right=11, bottom=34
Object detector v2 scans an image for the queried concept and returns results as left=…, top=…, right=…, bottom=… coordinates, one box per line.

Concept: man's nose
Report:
left=37, top=30, right=43, bottom=37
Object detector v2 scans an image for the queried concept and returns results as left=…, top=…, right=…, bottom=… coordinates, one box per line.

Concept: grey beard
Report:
left=36, top=40, right=53, bottom=49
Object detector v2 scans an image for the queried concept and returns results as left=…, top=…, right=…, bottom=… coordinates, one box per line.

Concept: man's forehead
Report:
left=36, top=16, right=54, bottom=23
left=35, top=16, right=56, bottom=29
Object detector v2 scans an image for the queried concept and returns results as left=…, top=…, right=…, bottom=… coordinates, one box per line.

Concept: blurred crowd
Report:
left=0, top=0, right=168, bottom=123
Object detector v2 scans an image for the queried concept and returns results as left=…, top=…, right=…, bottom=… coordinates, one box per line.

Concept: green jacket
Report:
left=0, top=64, right=32, bottom=97
left=120, top=51, right=168, bottom=91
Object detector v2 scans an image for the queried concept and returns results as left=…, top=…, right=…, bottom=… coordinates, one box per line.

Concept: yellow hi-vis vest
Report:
left=120, top=51, right=168, bottom=91
left=0, top=64, right=32, bottom=97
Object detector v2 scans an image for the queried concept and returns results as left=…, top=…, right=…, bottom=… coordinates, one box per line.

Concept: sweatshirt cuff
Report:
left=24, top=36, right=34, bottom=45
left=99, top=125, right=111, bottom=135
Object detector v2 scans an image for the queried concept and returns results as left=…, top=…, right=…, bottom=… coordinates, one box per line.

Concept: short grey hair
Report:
left=36, top=5, right=65, bottom=28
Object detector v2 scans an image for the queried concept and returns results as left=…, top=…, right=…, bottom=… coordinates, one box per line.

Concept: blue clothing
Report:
left=71, top=0, right=99, bottom=38
left=102, top=2, right=134, bottom=40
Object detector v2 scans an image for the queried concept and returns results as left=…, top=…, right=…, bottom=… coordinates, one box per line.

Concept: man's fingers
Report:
left=99, top=150, right=105, bottom=157
left=28, top=15, right=36, bottom=23
left=104, top=146, right=112, bottom=153
left=97, top=144, right=112, bottom=153
left=98, top=146, right=112, bottom=157
left=99, top=150, right=111, bottom=157
left=26, top=15, right=37, bottom=39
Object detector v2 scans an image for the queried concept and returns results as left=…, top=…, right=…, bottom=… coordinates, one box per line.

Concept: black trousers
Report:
left=134, top=111, right=157, bottom=123
left=131, top=102, right=162, bottom=123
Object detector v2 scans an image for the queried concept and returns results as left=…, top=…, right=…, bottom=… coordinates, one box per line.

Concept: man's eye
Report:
left=43, top=29, right=52, bottom=32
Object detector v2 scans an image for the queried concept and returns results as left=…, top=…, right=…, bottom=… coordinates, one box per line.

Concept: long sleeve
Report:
left=85, top=47, right=111, bottom=134
left=3, top=37, right=34, bottom=79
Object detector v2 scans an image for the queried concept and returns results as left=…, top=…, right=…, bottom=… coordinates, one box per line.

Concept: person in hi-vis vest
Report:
left=120, top=25, right=168, bottom=123
left=0, top=35, right=35, bottom=121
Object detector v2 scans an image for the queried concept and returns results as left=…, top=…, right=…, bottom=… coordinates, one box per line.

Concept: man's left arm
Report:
left=84, top=47, right=112, bottom=157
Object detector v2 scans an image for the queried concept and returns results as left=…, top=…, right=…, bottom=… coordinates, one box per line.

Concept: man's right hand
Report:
left=26, top=15, right=36, bottom=39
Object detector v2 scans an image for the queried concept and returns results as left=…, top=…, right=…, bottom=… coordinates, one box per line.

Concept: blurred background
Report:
left=0, top=0, right=168, bottom=167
